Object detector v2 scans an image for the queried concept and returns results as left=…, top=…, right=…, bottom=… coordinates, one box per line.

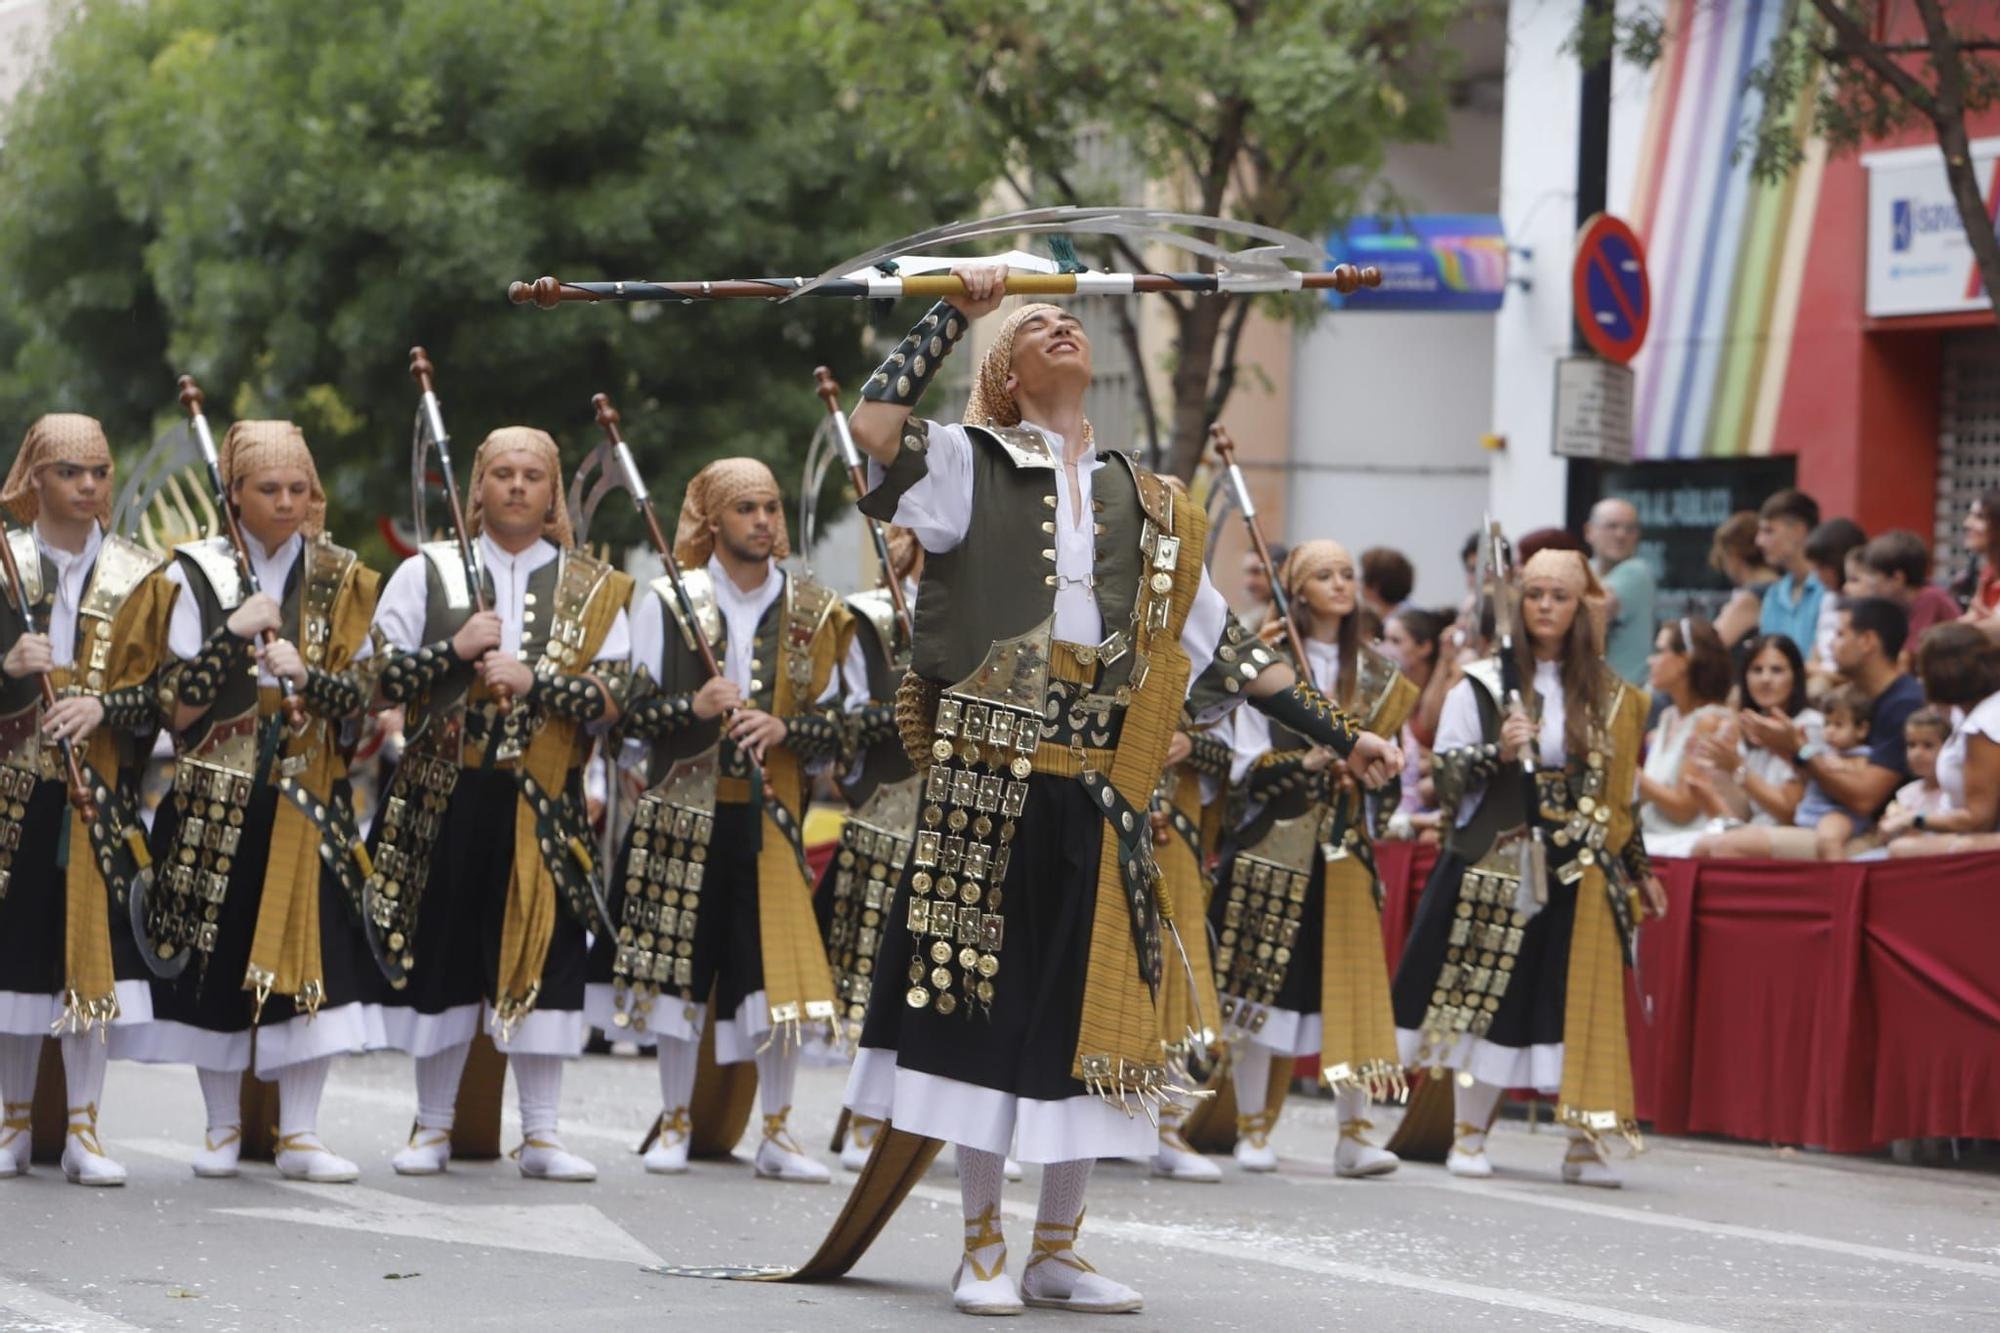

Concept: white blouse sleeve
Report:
left=358, top=555, right=432, bottom=662
left=865, top=420, right=975, bottom=553
left=1179, top=566, right=1229, bottom=690
left=163, top=562, right=200, bottom=662
left=628, top=587, right=667, bottom=682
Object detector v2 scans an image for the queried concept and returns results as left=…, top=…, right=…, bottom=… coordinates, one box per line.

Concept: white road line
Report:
left=903, top=1184, right=1729, bottom=1333
left=1353, top=1175, right=2000, bottom=1282
left=0, top=1277, right=148, bottom=1333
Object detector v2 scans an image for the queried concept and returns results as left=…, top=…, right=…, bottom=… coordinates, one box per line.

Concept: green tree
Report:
left=0, top=0, right=985, bottom=561
left=815, top=0, right=1477, bottom=479
left=1585, top=0, right=2000, bottom=323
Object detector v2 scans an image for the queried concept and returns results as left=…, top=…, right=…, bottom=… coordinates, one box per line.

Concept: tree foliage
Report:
left=0, top=0, right=985, bottom=560
left=812, top=0, right=1475, bottom=479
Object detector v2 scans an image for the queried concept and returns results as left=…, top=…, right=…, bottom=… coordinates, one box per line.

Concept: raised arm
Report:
left=848, top=263, right=1006, bottom=465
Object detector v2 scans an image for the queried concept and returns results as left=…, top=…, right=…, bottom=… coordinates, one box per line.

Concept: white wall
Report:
left=1287, top=103, right=1503, bottom=609
left=1485, top=0, right=1662, bottom=535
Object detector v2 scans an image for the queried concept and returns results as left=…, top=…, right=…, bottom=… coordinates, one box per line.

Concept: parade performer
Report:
left=123, top=419, right=380, bottom=1184
left=365, top=427, right=631, bottom=1182
left=1390, top=547, right=1664, bottom=1187
left=588, top=457, right=847, bottom=1183
left=1212, top=539, right=1414, bottom=1179
left=0, top=415, right=167, bottom=1186
left=825, top=265, right=1400, bottom=1315
left=819, top=522, right=921, bottom=1173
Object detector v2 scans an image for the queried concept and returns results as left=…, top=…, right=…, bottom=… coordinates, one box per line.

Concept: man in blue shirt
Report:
left=1755, top=488, right=1824, bottom=655
left=1586, top=497, right=1654, bottom=684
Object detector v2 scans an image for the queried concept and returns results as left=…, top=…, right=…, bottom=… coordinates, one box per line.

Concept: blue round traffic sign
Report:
left=1572, top=214, right=1651, bottom=364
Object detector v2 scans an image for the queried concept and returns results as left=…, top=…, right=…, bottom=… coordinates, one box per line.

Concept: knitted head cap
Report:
left=962, top=302, right=1094, bottom=451
left=467, top=427, right=573, bottom=548
left=219, top=420, right=325, bottom=538
left=3, top=414, right=113, bottom=524
left=673, top=457, right=789, bottom=568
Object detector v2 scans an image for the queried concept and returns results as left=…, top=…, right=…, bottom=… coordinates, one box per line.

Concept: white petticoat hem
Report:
left=844, top=1047, right=1157, bottom=1164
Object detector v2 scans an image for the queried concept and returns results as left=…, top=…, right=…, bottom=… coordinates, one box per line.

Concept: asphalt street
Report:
left=2, top=1053, right=1995, bottom=1331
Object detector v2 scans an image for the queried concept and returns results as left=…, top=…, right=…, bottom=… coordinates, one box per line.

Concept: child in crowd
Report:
left=1877, top=708, right=1953, bottom=842
left=1794, top=685, right=1879, bottom=860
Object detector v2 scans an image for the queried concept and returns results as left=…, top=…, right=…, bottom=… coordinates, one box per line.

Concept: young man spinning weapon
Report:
left=829, top=263, right=1401, bottom=1315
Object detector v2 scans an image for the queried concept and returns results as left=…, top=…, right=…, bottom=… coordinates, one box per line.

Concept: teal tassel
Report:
left=1045, top=234, right=1087, bottom=274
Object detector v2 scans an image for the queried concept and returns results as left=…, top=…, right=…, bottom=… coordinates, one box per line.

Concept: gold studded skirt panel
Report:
left=1388, top=848, right=1581, bottom=1082
left=584, top=798, right=767, bottom=1036
left=146, top=778, right=377, bottom=1035
left=0, top=777, right=151, bottom=1020
left=852, top=772, right=1112, bottom=1103
left=365, top=769, right=590, bottom=1030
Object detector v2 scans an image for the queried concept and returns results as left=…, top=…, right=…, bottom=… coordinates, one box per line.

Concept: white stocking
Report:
left=0, top=1033, right=41, bottom=1108
left=655, top=1036, right=697, bottom=1113
left=1453, top=1076, right=1503, bottom=1139
left=511, top=1053, right=563, bottom=1142
left=414, top=1042, right=471, bottom=1132
left=957, top=1145, right=1008, bottom=1278
left=197, top=1067, right=242, bottom=1135
left=276, top=1056, right=332, bottom=1138
left=752, top=1042, right=799, bottom=1120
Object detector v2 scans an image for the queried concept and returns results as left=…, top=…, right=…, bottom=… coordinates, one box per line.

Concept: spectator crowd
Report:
left=1243, top=486, right=2000, bottom=862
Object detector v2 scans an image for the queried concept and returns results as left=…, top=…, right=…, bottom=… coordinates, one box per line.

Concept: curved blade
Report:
left=410, top=408, right=437, bottom=545
left=1203, top=484, right=1241, bottom=559
left=567, top=440, right=629, bottom=548
left=111, top=423, right=203, bottom=542
left=788, top=205, right=1325, bottom=302
left=797, top=416, right=840, bottom=568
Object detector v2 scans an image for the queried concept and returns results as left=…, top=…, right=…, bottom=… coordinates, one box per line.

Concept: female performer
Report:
left=1390, top=548, right=1663, bottom=1187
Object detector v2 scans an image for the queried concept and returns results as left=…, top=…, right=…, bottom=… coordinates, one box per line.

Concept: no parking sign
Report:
left=1572, top=214, right=1650, bottom=364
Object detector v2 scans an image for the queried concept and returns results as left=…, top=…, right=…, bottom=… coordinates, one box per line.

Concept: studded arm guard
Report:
left=621, top=690, right=701, bottom=740
left=847, top=700, right=899, bottom=757
left=1185, top=729, right=1233, bottom=783
left=782, top=708, right=846, bottom=764
left=174, top=627, right=253, bottom=709
left=859, top=300, right=967, bottom=408
left=1246, top=750, right=1317, bottom=804
left=98, top=684, right=159, bottom=731
left=378, top=640, right=460, bottom=705
left=1433, top=742, right=1502, bottom=815
left=529, top=671, right=610, bottom=724
left=1251, top=678, right=1359, bottom=758
left=303, top=666, right=366, bottom=721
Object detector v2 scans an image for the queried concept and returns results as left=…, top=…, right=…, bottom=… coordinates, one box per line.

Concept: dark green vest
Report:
left=172, top=536, right=307, bottom=749
left=641, top=569, right=787, bottom=786
left=861, top=424, right=1149, bottom=688
left=411, top=540, right=564, bottom=729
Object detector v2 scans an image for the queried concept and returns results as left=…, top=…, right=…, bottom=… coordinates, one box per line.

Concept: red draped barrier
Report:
left=809, top=829, right=2000, bottom=1150
left=1372, top=845, right=2000, bottom=1152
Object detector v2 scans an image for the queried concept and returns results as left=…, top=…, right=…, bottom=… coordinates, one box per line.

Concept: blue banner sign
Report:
left=1325, top=214, right=1509, bottom=312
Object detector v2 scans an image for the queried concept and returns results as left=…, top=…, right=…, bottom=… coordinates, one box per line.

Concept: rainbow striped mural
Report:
left=1626, top=0, right=1825, bottom=459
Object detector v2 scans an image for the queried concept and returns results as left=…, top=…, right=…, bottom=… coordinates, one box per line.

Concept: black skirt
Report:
left=0, top=778, right=149, bottom=1001
left=585, top=798, right=764, bottom=1018
left=1389, top=849, right=1577, bottom=1051
left=369, top=768, right=586, bottom=1018
left=148, top=782, right=376, bottom=1034
left=1208, top=840, right=1328, bottom=1016
left=856, top=773, right=1104, bottom=1102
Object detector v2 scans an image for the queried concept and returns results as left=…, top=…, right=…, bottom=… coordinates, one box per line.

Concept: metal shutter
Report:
left=1935, top=330, right=2000, bottom=572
